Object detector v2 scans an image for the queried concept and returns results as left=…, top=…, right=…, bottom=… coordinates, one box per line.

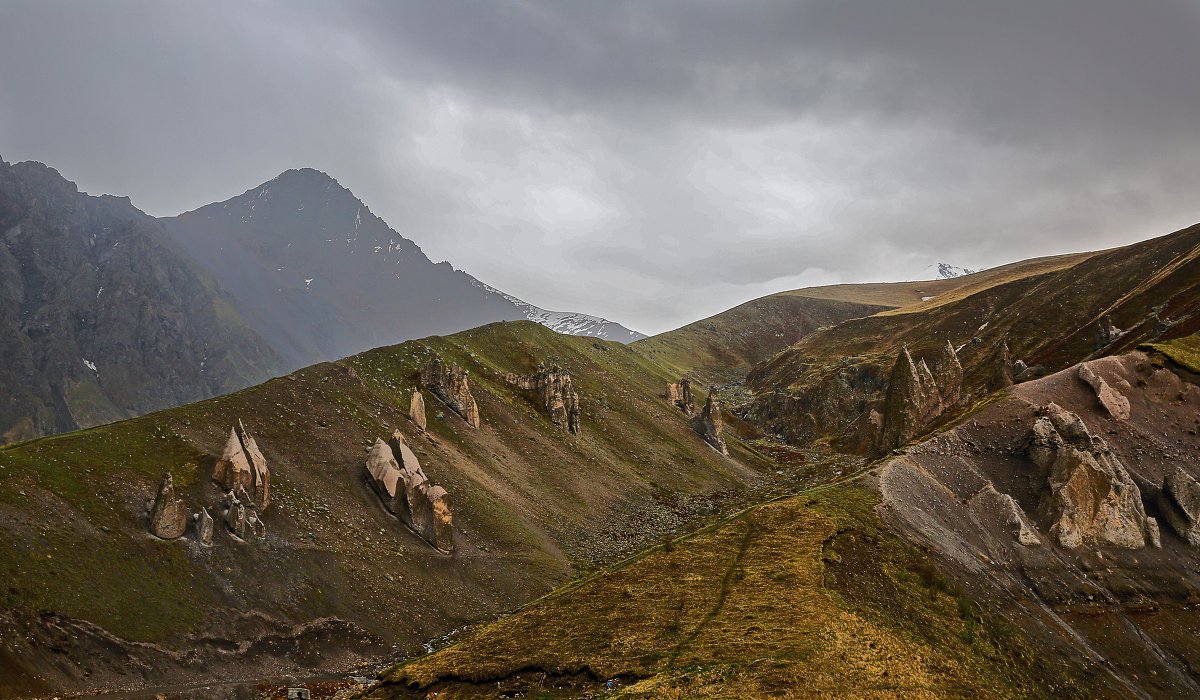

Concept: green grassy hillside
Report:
left=0, top=321, right=773, bottom=693
left=371, top=485, right=1080, bottom=699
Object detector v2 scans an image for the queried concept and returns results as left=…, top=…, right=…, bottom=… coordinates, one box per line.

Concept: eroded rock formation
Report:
left=420, top=358, right=481, bottom=428
left=194, top=507, right=214, bottom=546
left=1077, top=363, right=1130, bottom=421
left=212, top=422, right=270, bottom=510
left=666, top=377, right=695, bottom=415
left=219, top=485, right=266, bottom=541
left=990, top=340, right=1014, bottom=391
left=1029, top=403, right=1159, bottom=549
left=505, top=365, right=582, bottom=434
left=148, top=474, right=188, bottom=540
left=365, top=432, right=454, bottom=553
left=409, top=391, right=427, bottom=431
left=877, top=342, right=963, bottom=453
left=690, top=389, right=728, bottom=455
left=1159, top=467, right=1200, bottom=546
left=970, top=483, right=1041, bottom=546
left=1094, top=315, right=1124, bottom=349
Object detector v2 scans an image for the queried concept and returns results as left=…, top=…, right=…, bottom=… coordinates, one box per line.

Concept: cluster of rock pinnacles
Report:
left=148, top=420, right=269, bottom=545
left=666, top=377, right=728, bottom=455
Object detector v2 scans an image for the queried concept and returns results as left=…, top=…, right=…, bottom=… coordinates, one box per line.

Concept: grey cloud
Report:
left=1, top=0, right=1198, bottom=334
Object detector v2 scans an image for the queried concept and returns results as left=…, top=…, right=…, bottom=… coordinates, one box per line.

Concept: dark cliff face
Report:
left=0, top=160, right=283, bottom=443
left=161, top=168, right=527, bottom=368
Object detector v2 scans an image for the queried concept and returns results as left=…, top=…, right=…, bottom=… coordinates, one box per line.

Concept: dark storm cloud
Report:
left=1, top=1, right=1198, bottom=333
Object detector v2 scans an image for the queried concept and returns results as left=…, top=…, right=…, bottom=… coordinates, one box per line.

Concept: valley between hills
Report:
left=1, top=162, right=1199, bottom=699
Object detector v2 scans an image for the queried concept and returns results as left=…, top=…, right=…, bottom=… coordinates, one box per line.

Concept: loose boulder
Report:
left=690, top=389, right=728, bottom=455
left=1029, top=403, right=1158, bottom=549
left=420, top=358, right=481, bottom=428
left=148, top=473, right=189, bottom=540
left=1077, top=363, right=1131, bottom=421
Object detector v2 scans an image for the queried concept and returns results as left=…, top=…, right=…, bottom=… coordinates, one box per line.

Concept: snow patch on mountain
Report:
left=917, top=262, right=977, bottom=280
left=470, top=279, right=647, bottom=343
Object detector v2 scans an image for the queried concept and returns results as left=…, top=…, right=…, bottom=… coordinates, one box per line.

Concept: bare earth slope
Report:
left=0, top=322, right=768, bottom=697
left=877, top=348, right=1200, bottom=698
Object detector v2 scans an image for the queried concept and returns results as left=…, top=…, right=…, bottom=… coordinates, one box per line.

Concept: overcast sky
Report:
left=2, top=1, right=1198, bottom=334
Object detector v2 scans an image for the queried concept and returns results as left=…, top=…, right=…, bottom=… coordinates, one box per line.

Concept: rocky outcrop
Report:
left=148, top=474, right=189, bottom=540
left=690, top=389, right=728, bottom=455
left=194, top=507, right=214, bottom=546
left=1077, top=363, right=1130, bottom=420
left=666, top=377, right=695, bottom=415
left=990, top=341, right=1014, bottom=390
left=1029, top=403, right=1158, bottom=549
left=877, top=343, right=963, bottom=453
left=220, top=485, right=266, bottom=541
left=505, top=365, right=582, bottom=434
left=1159, top=467, right=1200, bottom=546
left=365, top=432, right=454, bottom=553
left=212, top=422, right=270, bottom=510
left=409, top=391, right=427, bottom=431
left=420, top=359, right=480, bottom=428
left=1094, top=315, right=1124, bottom=349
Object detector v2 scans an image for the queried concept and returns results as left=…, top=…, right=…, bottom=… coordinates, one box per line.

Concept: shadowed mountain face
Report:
left=0, top=159, right=283, bottom=443
left=163, top=169, right=641, bottom=368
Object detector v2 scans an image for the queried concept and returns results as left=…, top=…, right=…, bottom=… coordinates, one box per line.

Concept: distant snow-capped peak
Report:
left=469, top=278, right=647, bottom=343
left=920, top=262, right=977, bottom=280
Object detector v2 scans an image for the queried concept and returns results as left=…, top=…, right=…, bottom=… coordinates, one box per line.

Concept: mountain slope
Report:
left=470, top=278, right=645, bottom=342
left=163, top=169, right=642, bottom=369
left=0, top=321, right=770, bottom=696
left=0, top=159, right=283, bottom=444
left=747, top=223, right=1200, bottom=447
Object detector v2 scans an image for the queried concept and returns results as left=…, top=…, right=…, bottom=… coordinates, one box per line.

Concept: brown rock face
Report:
left=690, top=389, right=728, bottom=456
left=1077, top=363, right=1131, bottom=421
left=420, top=358, right=481, bottom=428
left=990, top=340, right=1014, bottom=391
left=409, top=391, right=427, bottom=431
left=365, top=433, right=454, bottom=553
left=877, top=343, right=963, bottom=453
left=666, top=377, right=695, bottom=415
left=505, top=365, right=582, bottom=434
left=212, top=423, right=270, bottom=511
left=148, top=473, right=188, bottom=540
left=1029, top=403, right=1158, bottom=549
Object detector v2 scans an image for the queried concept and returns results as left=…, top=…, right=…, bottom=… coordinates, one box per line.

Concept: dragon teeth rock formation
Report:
left=505, top=365, right=582, bottom=434
left=409, top=391, right=427, bottom=431
left=1029, top=403, right=1159, bottom=549
left=690, top=389, right=728, bottom=455
left=365, top=432, right=454, bottom=553
left=990, top=340, right=1015, bottom=391
left=1094, top=315, right=1125, bottom=349
left=1077, top=363, right=1131, bottom=421
left=420, top=358, right=481, bottom=428
left=878, top=342, right=964, bottom=453
left=666, top=377, right=695, bottom=415
left=148, top=473, right=189, bottom=540
left=212, top=422, right=270, bottom=510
